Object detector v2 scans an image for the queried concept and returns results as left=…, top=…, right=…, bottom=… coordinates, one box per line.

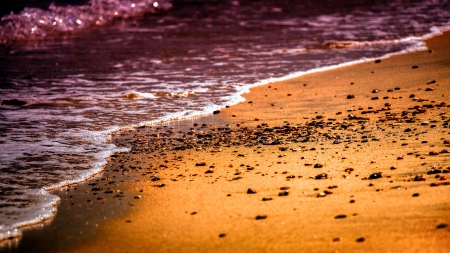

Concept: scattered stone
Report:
left=412, top=193, right=420, bottom=197
left=196, top=162, right=207, bottom=166
left=334, top=214, right=347, bottom=219
left=315, top=173, right=328, bottom=180
left=436, top=223, right=448, bottom=229
left=262, top=197, right=273, bottom=201
left=347, top=95, right=355, bottom=99
left=278, top=191, right=289, bottom=196
left=356, top=237, right=365, bottom=242
left=213, top=110, right=220, bottom=114
left=219, top=233, right=226, bottom=238
left=247, top=188, right=257, bottom=194
left=414, top=175, right=426, bottom=181
left=369, top=173, right=382, bottom=179
left=314, top=163, right=323, bottom=168
left=412, top=65, right=418, bottom=69
left=427, top=169, right=442, bottom=175
left=428, top=151, right=439, bottom=155
left=255, top=215, right=267, bottom=220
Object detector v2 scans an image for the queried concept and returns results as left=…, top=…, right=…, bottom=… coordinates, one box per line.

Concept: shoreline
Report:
left=3, top=31, right=450, bottom=252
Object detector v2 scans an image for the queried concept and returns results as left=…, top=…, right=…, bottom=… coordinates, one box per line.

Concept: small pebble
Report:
left=247, top=188, right=257, bottom=194
left=255, top=215, right=267, bottom=220
left=369, top=173, right=382, bottom=179
left=278, top=191, right=289, bottom=196
left=356, top=237, right=365, bottom=242
left=334, top=214, right=347, bottom=219
left=436, top=223, right=448, bottom=229
left=315, top=173, right=328, bottom=180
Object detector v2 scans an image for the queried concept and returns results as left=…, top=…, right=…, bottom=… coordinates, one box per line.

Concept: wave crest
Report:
left=0, top=0, right=172, bottom=44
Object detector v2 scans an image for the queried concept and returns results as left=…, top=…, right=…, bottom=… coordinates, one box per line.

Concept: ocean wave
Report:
left=0, top=0, right=172, bottom=44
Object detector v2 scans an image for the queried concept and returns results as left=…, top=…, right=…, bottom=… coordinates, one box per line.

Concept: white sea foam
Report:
left=0, top=0, right=172, bottom=44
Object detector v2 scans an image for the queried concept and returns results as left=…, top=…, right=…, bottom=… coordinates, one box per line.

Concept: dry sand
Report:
left=4, top=32, right=450, bottom=253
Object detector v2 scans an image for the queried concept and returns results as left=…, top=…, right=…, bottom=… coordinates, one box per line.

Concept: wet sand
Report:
left=4, top=32, right=450, bottom=253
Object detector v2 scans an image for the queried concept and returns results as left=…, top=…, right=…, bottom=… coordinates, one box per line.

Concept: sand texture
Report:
left=4, top=32, right=450, bottom=253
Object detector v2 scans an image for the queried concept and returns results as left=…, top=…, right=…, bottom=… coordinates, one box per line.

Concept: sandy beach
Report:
left=4, top=31, right=450, bottom=253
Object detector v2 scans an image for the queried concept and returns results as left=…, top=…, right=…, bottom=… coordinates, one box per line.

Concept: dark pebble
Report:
left=427, top=169, right=442, bottom=174
left=219, top=233, right=226, bottom=238
left=91, top=187, right=102, bottom=191
left=196, top=162, right=207, bottom=166
left=262, top=197, right=273, bottom=201
left=413, top=175, right=426, bottom=181
left=369, top=172, right=382, bottom=179
left=334, top=214, right=347, bottom=219
left=247, top=188, right=257, bottom=194
left=412, top=193, right=420, bottom=197
left=412, top=65, right=418, bottom=69
left=347, top=95, right=355, bottom=99
left=213, top=110, right=220, bottom=114
left=436, top=223, right=448, bottom=229
left=315, top=173, right=328, bottom=180
left=350, top=200, right=355, bottom=203
left=205, top=169, right=214, bottom=173
left=375, top=59, right=381, bottom=63
left=356, top=237, right=365, bottom=242
left=255, top=215, right=267, bottom=220
left=314, top=163, right=323, bottom=168
left=279, top=191, right=289, bottom=196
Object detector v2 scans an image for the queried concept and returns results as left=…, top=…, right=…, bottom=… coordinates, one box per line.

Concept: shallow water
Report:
left=1, top=0, right=450, bottom=240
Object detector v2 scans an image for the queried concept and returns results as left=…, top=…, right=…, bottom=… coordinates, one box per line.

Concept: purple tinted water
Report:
left=0, top=0, right=449, bottom=239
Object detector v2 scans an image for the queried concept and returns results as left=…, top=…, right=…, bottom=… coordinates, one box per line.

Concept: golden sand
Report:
left=22, top=31, right=449, bottom=253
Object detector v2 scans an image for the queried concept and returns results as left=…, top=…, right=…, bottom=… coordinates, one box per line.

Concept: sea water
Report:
left=0, top=0, right=449, bottom=240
